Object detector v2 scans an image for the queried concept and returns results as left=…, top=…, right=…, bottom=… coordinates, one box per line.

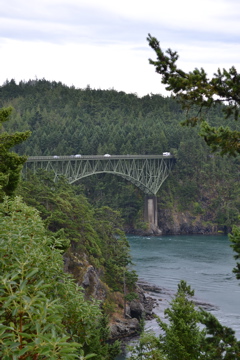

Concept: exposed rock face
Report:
left=158, top=209, right=229, bottom=235
left=148, top=223, right=162, bottom=235
left=127, top=208, right=230, bottom=236
left=110, top=317, right=141, bottom=340
left=63, top=251, right=108, bottom=300
left=81, top=264, right=108, bottom=299
left=109, top=284, right=157, bottom=340
left=124, top=224, right=162, bottom=236
left=129, top=299, right=145, bottom=320
left=65, top=255, right=156, bottom=339
left=136, top=285, right=158, bottom=320
left=64, top=251, right=157, bottom=340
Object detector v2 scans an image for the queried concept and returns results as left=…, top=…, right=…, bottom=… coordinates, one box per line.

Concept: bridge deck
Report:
left=26, top=154, right=173, bottom=161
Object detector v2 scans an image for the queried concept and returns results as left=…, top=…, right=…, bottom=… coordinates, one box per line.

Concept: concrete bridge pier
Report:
left=144, top=195, right=162, bottom=235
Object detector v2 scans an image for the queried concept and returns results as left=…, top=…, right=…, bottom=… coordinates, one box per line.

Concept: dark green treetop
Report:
left=147, top=34, right=240, bottom=156
left=157, top=280, right=204, bottom=360
left=129, top=280, right=240, bottom=360
left=229, top=224, right=240, bottom=280
left=0, top=106, right=31, bottom=199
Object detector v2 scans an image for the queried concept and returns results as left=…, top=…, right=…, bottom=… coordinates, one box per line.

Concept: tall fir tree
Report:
left=147, top=34, right=240, bottom=156
left=0, top=106, right=31, bottom=200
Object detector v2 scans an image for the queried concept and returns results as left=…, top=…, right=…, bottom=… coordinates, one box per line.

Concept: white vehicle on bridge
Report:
left=104, top=154, right=111, bottom=157
left=75, top=154, right=82, bottom=157
left=163, top=152, right=171, bottom=156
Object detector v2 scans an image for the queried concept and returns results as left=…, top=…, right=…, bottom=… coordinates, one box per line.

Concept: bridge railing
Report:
left=26, top=154, right=174, bottom=161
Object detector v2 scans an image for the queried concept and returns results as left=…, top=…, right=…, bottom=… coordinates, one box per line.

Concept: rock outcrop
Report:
left=158, top=208, right=229, bottom=235
left=63, top=251, right=108, bottom=300
left=64, top=251, right=157, bottom=340
left=127, top=208, right=230, bottom=236
left=109, top=283, right=157, bottom=340
left=110, top=317, right=141, bottom=340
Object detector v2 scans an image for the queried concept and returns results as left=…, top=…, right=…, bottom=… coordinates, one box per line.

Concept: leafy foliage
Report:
left=0, top=103, right=125, bottom=359
left=0, top=196, right=119, bottom=359
left=128, top=332, right=165, bottom=360
left=0, top=106, right=30, bottom=200
left=147, top=34, right=240, bottom=156
left=229, top=223, right=240, bottom=280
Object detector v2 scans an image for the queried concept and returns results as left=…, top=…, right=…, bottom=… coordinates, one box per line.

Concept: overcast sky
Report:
left=1, top=0, right=240, bottom=97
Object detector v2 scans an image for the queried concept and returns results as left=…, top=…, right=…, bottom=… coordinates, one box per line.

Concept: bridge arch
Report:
left=70, top=170, right=160, bottom=195
left=23, top=155, right=175, bottom=196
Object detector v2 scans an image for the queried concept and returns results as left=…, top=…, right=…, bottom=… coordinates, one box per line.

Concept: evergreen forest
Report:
left=0, top=78, right=239, bottom=232
left=1, top=78, right=240, bottom=359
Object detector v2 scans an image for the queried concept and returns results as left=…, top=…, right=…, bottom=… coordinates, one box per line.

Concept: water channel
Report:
left=117, top=234, right=240, bottom=359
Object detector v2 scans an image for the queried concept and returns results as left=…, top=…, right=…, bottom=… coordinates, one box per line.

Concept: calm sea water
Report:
left=116, top=234, right=240, bottom=359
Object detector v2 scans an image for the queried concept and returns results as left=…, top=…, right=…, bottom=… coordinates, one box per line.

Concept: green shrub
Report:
left=0, top=196, right=119, bottom=359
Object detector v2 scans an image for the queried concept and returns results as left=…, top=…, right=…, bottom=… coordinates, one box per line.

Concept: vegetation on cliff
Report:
left=0, top=196, right=120, bottom=359
left=0, top=106, right=132, bottom=359
left=16, top=171, right=136, bottom=294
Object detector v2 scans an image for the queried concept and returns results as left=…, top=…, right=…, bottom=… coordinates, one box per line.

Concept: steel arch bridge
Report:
left=23, top=155, right=175, bottom=195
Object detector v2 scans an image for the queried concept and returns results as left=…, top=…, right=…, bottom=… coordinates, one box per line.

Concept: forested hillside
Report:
left=0, top=79, right=239, bottom=233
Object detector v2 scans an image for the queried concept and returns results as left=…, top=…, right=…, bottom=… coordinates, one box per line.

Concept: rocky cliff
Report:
left=157, top=208, right=229, bottom=235
left=63, top=250, right=156, bottom=340
left=127, top=207, right=230, bottom=236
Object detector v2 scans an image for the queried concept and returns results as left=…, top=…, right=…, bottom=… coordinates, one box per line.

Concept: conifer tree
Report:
left=229, top=224, right=240, bottom=280
left=147, top=34, right=240, bottom=156
left=147, top=35, right=240, bottom=279
left=157, top=280, right=204, bottom=360
left=130, top=281, right=240, bottom=360
left=0, top=106, right=30, bottom=200
left=200, top=309, right=240, bottom=359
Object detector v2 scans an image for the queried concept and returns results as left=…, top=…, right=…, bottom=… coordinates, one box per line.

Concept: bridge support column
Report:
left=144, top=195, right=162, bottom=235
left=144, top=195, right=161, bottom=234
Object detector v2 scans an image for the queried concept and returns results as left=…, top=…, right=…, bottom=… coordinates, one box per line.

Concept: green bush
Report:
left=0, top=196, right=119, bottom=359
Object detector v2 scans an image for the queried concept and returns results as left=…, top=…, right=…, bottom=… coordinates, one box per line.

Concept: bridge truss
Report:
left=23, top=155, right=175, bottom=195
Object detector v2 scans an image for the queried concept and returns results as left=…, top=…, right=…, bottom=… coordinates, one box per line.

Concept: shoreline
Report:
left=114, top=278, right=220, bottom=359
left=112, top=277, right=219, bottom=341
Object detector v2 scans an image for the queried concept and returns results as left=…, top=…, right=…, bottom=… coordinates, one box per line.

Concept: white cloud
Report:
left=0, top=0, right=240, bottom=97
left=0, top=38, right=166, bottom=97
